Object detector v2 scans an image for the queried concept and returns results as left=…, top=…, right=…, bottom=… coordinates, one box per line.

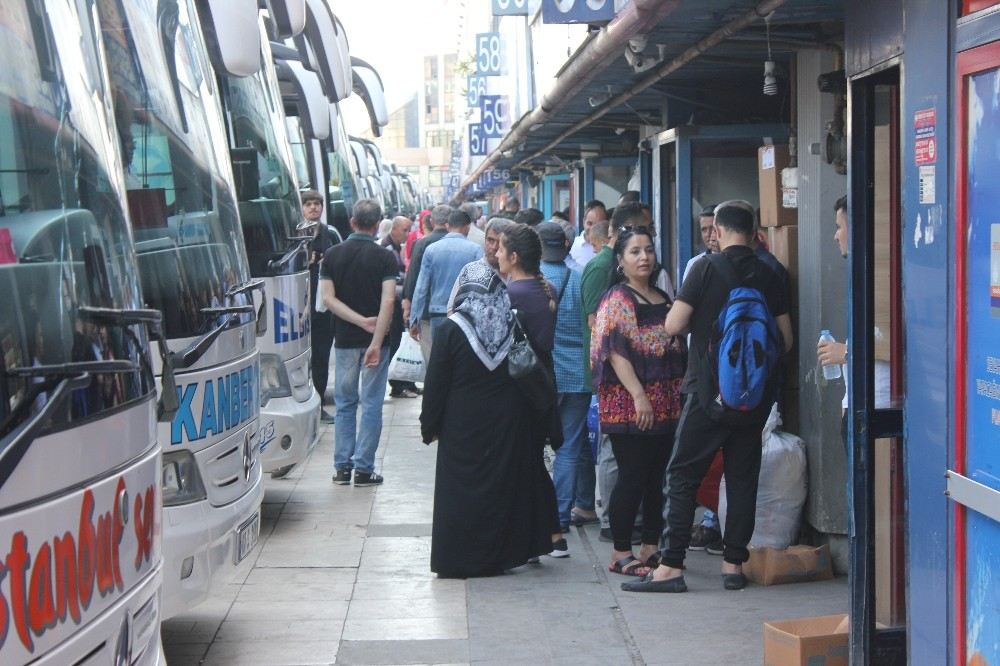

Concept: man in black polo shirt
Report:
left=319, top=199, right=397, bottom=487
left=623, top=200, right=793, bottom=593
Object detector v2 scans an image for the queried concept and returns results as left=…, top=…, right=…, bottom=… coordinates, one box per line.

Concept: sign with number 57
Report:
left=476, top=33, right=503, bottom=77
left=469, top=123, right=487, bottom=156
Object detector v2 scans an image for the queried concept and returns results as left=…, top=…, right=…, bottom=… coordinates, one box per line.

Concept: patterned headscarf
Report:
left=448, top=261, right=515, bottom=371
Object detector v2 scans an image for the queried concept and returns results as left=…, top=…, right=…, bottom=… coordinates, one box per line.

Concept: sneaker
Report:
left=332, top=469, right=352, bottom=485
left=353, top=471, right=384, bottom=487
left=705, top=541, right=724, bottom=556
left=689, top=525, right=723, bottom=552
left=548, top=538, right=570, bottom=558
left=320, top=409, right=335, bottom=424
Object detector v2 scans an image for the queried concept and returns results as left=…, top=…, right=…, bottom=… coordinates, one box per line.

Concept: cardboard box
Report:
left=763, top=614, right=848, bottom=666
left=758, top=145, right=798, bottom=227
left=768, top=225, right=798, bottom=282
left=745, top=544, right=834, bottom=586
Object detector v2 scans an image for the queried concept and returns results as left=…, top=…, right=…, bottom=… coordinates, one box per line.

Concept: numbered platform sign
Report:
left=541, top=0, right=616, bottom=24
left=469, top=123, right=487, bottom=156
left=480, top=95, right=509, bottom=139
left=467, top=75, right=488, bottom=108
left=476, top=33, right=503, bottom=77
left=493, top=0, right=530, bottom=15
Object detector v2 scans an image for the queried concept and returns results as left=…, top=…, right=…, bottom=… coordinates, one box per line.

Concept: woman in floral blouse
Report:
left=591, top=226, right=686, bottom=577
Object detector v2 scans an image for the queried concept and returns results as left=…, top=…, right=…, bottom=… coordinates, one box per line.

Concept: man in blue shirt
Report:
left=409, top=210, right=483, bottom=357
left=537, top=222, right=595, bottom=535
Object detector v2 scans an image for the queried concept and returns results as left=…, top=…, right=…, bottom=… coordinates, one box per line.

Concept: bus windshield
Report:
left=0, top=0, right=152, bottom=433
left=98, top=0, right=252, bottom=340
left=224, top=38, right=304, bottom=277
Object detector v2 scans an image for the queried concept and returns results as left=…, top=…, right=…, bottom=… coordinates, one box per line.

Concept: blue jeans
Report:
left=333, top=346, right=391, bottom=474
left=553, top=392, right=595, bottom=527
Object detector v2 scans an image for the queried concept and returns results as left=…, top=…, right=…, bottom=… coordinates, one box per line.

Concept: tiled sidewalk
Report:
left=162, top=393, right=846, bottom=665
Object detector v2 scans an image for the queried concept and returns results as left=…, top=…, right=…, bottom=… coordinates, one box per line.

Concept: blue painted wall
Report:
left=899, top=0, right=954, bottom=662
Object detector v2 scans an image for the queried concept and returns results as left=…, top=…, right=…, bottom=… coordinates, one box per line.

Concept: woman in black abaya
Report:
left=421, top=262, right=553, bottom=578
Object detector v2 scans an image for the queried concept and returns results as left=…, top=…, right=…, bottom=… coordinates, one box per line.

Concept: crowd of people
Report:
left=310, top=191, right=794, bottom=590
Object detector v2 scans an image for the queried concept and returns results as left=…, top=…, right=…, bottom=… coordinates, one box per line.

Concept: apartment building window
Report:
left=426, top=130, right=454, bottom=148
left=424, top=56, right=439, bottom=124
left=443, top=54, right=457, bottom=123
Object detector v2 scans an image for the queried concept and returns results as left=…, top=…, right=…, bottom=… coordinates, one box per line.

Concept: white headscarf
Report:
left=448, top=261, right=515, bottom=371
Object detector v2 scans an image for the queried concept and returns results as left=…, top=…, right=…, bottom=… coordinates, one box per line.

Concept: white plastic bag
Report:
left=388, top=335, right=425, bottom=383
left=718, top=404, right=807, bottom=549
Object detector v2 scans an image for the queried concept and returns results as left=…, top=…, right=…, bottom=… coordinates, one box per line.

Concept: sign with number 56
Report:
left=469, top=123, right=487, bottom=156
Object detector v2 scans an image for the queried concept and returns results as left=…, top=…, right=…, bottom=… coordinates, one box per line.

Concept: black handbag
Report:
left=507, top=311, right=540, bottom=379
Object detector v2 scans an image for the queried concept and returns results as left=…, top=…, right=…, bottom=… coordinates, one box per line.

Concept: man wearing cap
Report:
left=408, top=210, right=483, bottom=361
left=301, top=189, right=342, bottom=424
left=538, top=222, right=595, bottom=532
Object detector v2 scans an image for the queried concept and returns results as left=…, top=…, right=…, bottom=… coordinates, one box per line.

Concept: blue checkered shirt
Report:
left=541, top=261, right=588, bottom=394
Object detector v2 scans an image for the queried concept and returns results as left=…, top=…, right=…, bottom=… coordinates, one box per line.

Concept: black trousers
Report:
left=311, top=313, right=334, bottom=404
left=660, top=395, right=765, bottom=567
left=608, top=430, right=674, bottom=552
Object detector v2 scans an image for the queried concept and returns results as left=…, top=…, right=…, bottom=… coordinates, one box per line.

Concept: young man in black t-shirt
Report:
left=623, top=200, right=793, bottom=593
left=319, top=199, right=397, bottom=487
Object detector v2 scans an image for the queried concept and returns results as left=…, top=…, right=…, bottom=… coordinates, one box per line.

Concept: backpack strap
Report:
left=706, top=252, right=742, bottom=292
left=555, top=266, right=571, bottom=304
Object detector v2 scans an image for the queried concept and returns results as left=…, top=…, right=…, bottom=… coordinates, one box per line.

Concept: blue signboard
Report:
left=467, top=75, right=487, bottom=108
left=476, top=33, right=503, bottom=77
left=964, top=67, right=1000, bottom=664
left=477, top=168, right=511, bottom=190
left=480, top=95, right=509, bottom=139
left=492, top=0, right=530, bottom=15
left=541, top=0, right=616, bottom=24
left=469, top=123, right=487, bottom=156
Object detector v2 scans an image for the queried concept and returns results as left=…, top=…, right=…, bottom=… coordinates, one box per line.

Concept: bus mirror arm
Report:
left=267, top=239, right=309, bottom=273
left=0, top=373, right=92, bottom=490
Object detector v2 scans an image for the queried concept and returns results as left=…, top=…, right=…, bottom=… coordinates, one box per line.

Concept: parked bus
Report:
left=96, top=0, right=264, bottom=619
left=0, top=0, right=172, bottom=661
left=210, top=11, right=321, bottom=478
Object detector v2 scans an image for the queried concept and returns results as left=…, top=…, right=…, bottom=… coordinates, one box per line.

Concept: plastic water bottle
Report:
left=819, top=330, right=843, bottom=381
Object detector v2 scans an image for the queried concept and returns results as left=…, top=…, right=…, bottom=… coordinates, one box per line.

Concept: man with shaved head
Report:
left=383, top=216, right=421, bottom=398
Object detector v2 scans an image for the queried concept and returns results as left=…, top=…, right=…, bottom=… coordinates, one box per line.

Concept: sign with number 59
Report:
left=480, top=95, right=509, bottom=139
left=476, top=33, right=503, bottom=76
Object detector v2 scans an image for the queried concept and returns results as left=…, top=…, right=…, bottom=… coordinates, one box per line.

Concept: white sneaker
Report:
left=548, top=538, right=570, bottom=558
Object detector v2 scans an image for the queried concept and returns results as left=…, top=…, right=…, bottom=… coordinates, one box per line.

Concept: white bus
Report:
left=210, top=10, right=321, bottom=478
left=95, top=0, right=264, bottom=619
left=0, top=0, right=171, bottom=662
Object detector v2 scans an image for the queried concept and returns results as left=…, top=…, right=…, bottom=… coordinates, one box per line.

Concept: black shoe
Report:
left=354, top=471, right=384, bottom=487
left=320, top=409, right=335, bottom=424
left=332, top=469, right=352, bottom=485
left=621, top=575, right=687, bottom=593
left=548, top=538, right=569, bottom=558
left=599, top=527, right=613, bottom=542
left=722, top=572, right=748, bottom=590
left=689, top=525, right=723, bottom=552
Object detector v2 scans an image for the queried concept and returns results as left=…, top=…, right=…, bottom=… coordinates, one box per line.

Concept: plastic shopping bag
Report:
left=388, top=335, right=425, bottom=383
left=718, top=404, right=807, bottom=549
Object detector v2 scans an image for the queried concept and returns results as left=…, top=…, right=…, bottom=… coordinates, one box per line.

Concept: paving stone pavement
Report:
left=162, top=391, right=847, bottom=665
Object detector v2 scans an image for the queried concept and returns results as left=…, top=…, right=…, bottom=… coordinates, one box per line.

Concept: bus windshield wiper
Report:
left=200, top=304, right=255, bottom=318
left=225, top=278, right=268, bottom=337
left=79, top=305, right=179, bottom=421
left=0, top=373, right=91, bottom=490
left=6, top=360, right=138, bottom=378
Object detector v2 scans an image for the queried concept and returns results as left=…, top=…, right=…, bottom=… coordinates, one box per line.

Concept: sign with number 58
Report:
left=492, top=0, right=529, bottom=15
left=476, top=33, right=503, bottom=76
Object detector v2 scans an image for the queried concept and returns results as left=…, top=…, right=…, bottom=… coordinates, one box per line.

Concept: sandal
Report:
left=608, top=555, right=651, bottom=577
left=570, top=510, right=599, bottom=526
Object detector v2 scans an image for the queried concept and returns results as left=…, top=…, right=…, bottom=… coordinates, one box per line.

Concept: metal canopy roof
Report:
left=468, top=0, right=843, bottom=191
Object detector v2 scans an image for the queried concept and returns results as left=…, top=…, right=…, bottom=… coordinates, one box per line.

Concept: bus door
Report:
left=847, top=64, right=907, bottom=665
left=955, top=39, right=1000, bottom=666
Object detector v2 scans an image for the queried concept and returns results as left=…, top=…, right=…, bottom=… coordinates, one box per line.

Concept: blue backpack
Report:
left=699, top=253, right=783, bottom=423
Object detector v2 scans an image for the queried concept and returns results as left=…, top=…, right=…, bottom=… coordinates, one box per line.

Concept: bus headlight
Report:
left=260, top=353, right=292, bottom=406
left=162, top=450, right=207, bottom=506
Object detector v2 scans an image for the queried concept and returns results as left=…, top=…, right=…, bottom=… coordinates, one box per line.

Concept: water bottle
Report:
left=819, top=330, right=843, bottom=381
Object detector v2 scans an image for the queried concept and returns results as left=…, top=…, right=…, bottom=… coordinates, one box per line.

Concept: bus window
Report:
left=98, top=0, right=252, bottom=340
left=0, top=1, right=151, bottom=432
left=223, top=61, right=303, bottom=277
